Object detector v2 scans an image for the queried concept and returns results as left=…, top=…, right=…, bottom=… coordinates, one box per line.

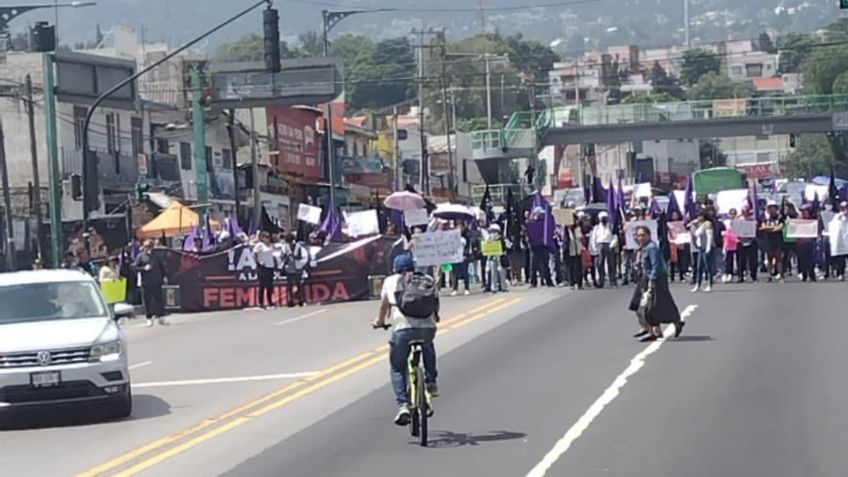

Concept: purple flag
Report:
left=390, top=208, right=404, bottom=231
left=320, top=201, right=343, bottom=242
left=202, top=215, right=215, bottom=252
left=527, top=192, right=555, bottom=248
left=606, top=182, right=617, bottom=230
left=751, top=182, right=761, bottom=222
left=667, top=189, right=681, bottom=218
left=650, top=198, right=663, bottom=219
left=228, top=215, right=243, bottom=238
left=247, top=218, right=257, bottom=237
left=616, top=178, right=625, bottom=213
left=684, top=175, right=697, bottom=221
left=183, top=226, right=199, bottom=252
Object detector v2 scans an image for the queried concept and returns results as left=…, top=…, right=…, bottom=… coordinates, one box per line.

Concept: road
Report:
left=2, top=281, right=847, bottom=477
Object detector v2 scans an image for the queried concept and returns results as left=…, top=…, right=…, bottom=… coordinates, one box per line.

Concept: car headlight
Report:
left=90, top=341, right=122, bottom=362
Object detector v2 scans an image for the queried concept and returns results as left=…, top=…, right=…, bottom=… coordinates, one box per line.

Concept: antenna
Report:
left=477, top=0, right=486, bottom=32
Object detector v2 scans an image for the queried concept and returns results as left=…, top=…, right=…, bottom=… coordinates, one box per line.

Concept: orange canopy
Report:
left=136, top=202, right=219, bottom=239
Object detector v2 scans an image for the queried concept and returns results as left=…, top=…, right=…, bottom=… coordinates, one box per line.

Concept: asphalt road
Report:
left=2, top=281, right=847, bottom=477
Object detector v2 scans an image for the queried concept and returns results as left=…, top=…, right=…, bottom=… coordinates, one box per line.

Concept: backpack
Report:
left=394, top=273, right=438, bottom=319
left=283, top=243, right=306, bottom=274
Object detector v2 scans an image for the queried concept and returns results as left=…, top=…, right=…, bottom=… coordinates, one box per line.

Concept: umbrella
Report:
left=384, top=191, right=426, bottom=211
left=433, top=203, right=475, bottom=221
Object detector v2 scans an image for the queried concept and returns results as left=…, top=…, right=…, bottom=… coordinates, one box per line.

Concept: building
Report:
left=718, top=40, right=778, bottom=81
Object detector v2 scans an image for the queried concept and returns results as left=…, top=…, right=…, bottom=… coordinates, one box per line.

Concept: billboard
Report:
left=267, top=106, right=321, bottom=179
left=54, top=51, right=137, bottom=110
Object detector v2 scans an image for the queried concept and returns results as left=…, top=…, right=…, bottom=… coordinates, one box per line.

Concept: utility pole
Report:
left=25, top=74, right=43, bottom=259
left=439, top=37, right=455, bottom=201
left=411, top=26, right=442, bottom=196
left=392, top=105, right=400, bottom=190
left=191, top=67, right=209, bottom=214
left=485, top=54, right=492, bottom=130
left=43, top=53, right=62, bottom=267
left=321, top=15, right=338, bottom=207
left=0, top=120, right=15, bottom=270
left=227, top=109, right=241, bottom=223
left=684, top=0, right=691, bottom=48
left=249, top=108, right=260, bottom=229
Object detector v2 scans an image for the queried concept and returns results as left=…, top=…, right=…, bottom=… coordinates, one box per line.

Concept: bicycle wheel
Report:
left=408, top=377, right=419, bottom=438
left=416, top=365, right=428, bottom=447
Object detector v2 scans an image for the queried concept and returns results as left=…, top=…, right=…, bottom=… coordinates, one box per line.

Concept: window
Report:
left=745, top=63, right=763, bottom=78
left=105, top=113, right=116, bottom=154
left=115, top=114, right=122, bottom=153
left=131, top=117, right=143, bottom=157
left=222, top=148, right=232, bottom=170
left=180, top=142, right=192, bottom=170
left=156, top=138, right=169, bottom=154
left=73, top=106, right=86, bottom=150
left=731, top=66, right=743, bottom=77
left=205, top=146, right=213, bottom=172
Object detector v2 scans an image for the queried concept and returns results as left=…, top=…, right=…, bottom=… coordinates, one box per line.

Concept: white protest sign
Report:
left=829, top=216, right=848, bottom=256
left=804, top=184, right=829, bottom=202
left=404, top=208, right=430, bottom=227
left=731, top=220, right=757, bottom=239
left=821, top=210, right=836, bottom=228
left=624, top=220, right=658, bottom=250
left=346, top=210, right=379, bottom=237
left=633, top=183, right=653, bottom=199
left=667, top=221, right=691, bottom=245
left=412, top=230, right=463, bottom=267
left=716, top=189, right=749, bottom=214
left=786, top=219, right=819, bottom=239
left=297, top=203, right=322, bottom=225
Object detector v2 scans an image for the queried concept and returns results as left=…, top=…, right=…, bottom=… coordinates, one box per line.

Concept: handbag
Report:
left=636, top=288, right=653, bottom=324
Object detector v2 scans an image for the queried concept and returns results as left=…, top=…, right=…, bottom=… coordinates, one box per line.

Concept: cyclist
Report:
left=372, top=253, right=440, bottom=426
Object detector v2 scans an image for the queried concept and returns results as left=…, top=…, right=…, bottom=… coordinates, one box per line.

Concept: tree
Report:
left=214, top=34, right=304, bottom=63
left=346, top=38, right=416, bottom=111
left=649, top=62, right=685, bottom=99
left=777, top=32, right=814, bottom=74
left=785, top=134, right=838, bottom=179
left=298, top=30, right=323, bottom=57
left=758, top=32, right=776, bottom=54
left=688, top=72, right=755, bottom=100
left=680, top=48, right=721, bottom=86
left=621, top=92, right=678, bottom=104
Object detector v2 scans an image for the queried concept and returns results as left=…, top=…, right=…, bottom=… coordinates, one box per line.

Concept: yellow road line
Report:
left=75, top=296, right=518, bottom=477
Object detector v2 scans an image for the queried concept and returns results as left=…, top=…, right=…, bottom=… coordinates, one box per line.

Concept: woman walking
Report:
left=629, top=225, right=684, bottom=342
left=691, top=212, right=714, bottom=292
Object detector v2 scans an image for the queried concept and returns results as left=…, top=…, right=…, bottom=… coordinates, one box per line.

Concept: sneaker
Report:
left=463, top=290, right=470, bottom=296
left=775, top=273, right=783, bottom=281
left=703, top=285, right=712, bottom=293
left=426, top=382, right=440, bottom=397
left=145, top=319, right=154, bottom=328
left=394, top=404, right=411, bottom=426
left=450, top=290, right=458, bottom=297
left=157, top=317, right=169, bottom=326
left=690, top=285, right=699, bottom=293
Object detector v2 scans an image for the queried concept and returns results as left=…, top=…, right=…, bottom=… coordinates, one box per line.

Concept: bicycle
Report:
left=374, top=324, right=433, bottom=447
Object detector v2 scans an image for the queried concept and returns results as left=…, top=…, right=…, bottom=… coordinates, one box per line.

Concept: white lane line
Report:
left=133, top=372, right=316, bottom=388
left=128, top=361, right=153, bottom=371
left=524, top=304, right=699, bottom=477
left=275, top=309, right=327, bottom=326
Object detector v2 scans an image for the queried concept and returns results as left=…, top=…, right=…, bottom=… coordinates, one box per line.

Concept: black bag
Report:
left=394, top=273, right=439, bottom=319
left=283, top=243, right=305, bottom=275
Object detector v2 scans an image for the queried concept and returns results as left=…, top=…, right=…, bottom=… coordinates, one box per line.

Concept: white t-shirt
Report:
left=253, top=242, right=276, bottom=268
left=380, top=273, right=437, bottom=332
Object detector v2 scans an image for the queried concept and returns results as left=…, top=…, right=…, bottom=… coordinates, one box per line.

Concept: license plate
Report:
left=30, top=371, right=61, bottom=388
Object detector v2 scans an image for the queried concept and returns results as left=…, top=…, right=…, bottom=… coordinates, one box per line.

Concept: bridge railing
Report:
left=573, top=94, right=848, bottom=126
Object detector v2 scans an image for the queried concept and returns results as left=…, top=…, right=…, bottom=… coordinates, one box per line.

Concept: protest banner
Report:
left=715, top=189, right=749, bottom=214
left=624, top=220, right=658, bottom=249
left=731, top=220, right=757, bottom=238
left=297, top=203, right=322, bottom=225
left=412, top=230, right=463, bottom=267
left=404, top=208, right=429, bottom=227
left=667, top=221, right=691, bottom=245
left=100, top=278, right=127, bottom=304
left=481, top=240, right=504, bottom=257
left=829, top=216, right=848, bottom=256
left=786, top=219, right=819, bottom=239
left=553, top=208, right=576, bottom=226
left=804, top=184, right=829, bottom=202
left=346, top=210, right=379, bottom=237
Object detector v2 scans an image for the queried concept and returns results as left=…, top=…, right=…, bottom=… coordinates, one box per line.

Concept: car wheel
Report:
left=107, top=385, right=132, bottom=419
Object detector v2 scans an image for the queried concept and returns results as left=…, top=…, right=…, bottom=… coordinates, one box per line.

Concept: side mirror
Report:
left=113, top=303, right=135, bottom=318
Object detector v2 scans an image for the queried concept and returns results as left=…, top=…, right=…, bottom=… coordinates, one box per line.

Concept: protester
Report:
left=722, top=208, right=739, bottom=283
left=566, top=219, right=584, bottom=290
left=134, top=239, right=167, bottom=327
left=628, top=225, right=684, bottom=342
left=253, top=231, right=276, bottom=309
left=761, top=201, right=785, bottom=282
left=528, top=207, right=555, bottom=288
left=737, top=206, right=759, bottom=283
left=451, top=222, right=472, bottom=296
left=797, top=205, right=817, bottom=282
left=590, top=211, right=618, bottom=288
left=282, top=232, right=308, bottom=307
left=691, top=211, right=714, bottom=293
left=668, top=210, right=689, bottom=282
left=98, top=256, right=120, bottom=282
left=485, top=223, right=508, bottom=292
left=782, top=202, right=800, bottom=278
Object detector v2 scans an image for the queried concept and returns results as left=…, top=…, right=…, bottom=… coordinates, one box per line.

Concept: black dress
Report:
left=628, top=243, right=681, bottom=326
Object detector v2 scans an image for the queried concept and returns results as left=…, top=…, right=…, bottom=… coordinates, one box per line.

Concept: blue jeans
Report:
left=389, top=328, right=437, bottom=406
left=696, top=248, right=714, bottom=287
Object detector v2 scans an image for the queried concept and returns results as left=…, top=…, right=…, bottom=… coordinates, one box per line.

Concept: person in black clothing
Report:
left=134, top=239, right=167, bottom=327
left=761, top=201, right=785, bottom=282
left=283, top=233, right=308, bottom=307
left=451, top=222, right=472, bottom=295
left=736, top=206, right=759, bottom=283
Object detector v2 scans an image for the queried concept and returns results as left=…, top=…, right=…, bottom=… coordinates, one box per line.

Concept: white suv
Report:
left=0, top=269, right=132, bottom=419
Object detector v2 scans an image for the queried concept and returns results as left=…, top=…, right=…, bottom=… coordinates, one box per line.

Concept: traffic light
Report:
left=842, top=0, right=848, bottom=9
left=70, top=174, right=82, bottom=201
left=789, top=134, right=796, bottom=148
left=263, top=8, right=281, bottom=73
left=83, top=150, right=100, bottom=213
left=135, top=182, right=150, bottom=201
left=29, top=22, right=56, bottom=52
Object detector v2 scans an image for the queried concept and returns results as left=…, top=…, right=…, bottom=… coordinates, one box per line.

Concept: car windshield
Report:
left=0, top=281, right=108, bottom=324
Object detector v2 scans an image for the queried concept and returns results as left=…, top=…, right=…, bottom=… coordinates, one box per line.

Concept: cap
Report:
left=841, top=201, right=848, bottom=208
left=393, top=253, right=415, bottom=273
left=767, top=200, right=779, bottom=207
left=488, top=223, right=501, bottom=232
left=599, top=211, right=609, bottom=219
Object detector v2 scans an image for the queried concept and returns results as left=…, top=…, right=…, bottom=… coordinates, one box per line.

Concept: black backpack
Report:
left=394, top=273, right=438, bottom=319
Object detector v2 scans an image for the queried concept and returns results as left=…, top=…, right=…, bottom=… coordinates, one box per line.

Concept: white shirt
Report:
left=381, top=273, right=438, bottom=332
left=589, top=223, right=615, bottom=255
left=253, top=242, right=276, bottom=268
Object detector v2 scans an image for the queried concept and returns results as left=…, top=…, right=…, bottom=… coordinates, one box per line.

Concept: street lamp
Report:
left=321, top=8, right=393, bottom=207
left=0, top=2, right=95, bottom=32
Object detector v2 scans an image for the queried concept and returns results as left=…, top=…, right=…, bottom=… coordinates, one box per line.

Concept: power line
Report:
left=283, top=0, right=607, bottom=13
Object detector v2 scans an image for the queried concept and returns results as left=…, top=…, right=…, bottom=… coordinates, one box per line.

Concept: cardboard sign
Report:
left=412, top=230, right=464, bottom=267
left=404, top=208, right=429, bottom=227
left=715, top=189, right=749, bottom=214
left=786, top=219, right=819, bottom=239
left=100, top=278, right=127, bottom=304
left=481, top=240, right=504, bottom=257
left=297, top=203, right=322, bottom=225
left=346, top=210, right=379, bottom=237
left=633, top=183, right=653, bottom=199
left=624, top=220, right=658, bottom=250
left=667, top=221, right=691, bottom=245
left=829, top=216, right=848, bottom=256
left=804, top=184, right=829, bottom=202
left=553, top=208, right=576, bottom=226
left=730, top=220, right=757, bottom=239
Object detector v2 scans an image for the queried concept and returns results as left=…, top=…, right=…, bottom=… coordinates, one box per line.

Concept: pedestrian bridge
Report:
left=469, top=94, right=848, bottom=158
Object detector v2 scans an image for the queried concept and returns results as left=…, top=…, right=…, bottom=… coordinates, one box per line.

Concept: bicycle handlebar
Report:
left=372, top=323, right=391, bottom=330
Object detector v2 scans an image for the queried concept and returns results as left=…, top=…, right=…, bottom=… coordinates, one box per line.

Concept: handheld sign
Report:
left=297, top=204, right=322, bottom=225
